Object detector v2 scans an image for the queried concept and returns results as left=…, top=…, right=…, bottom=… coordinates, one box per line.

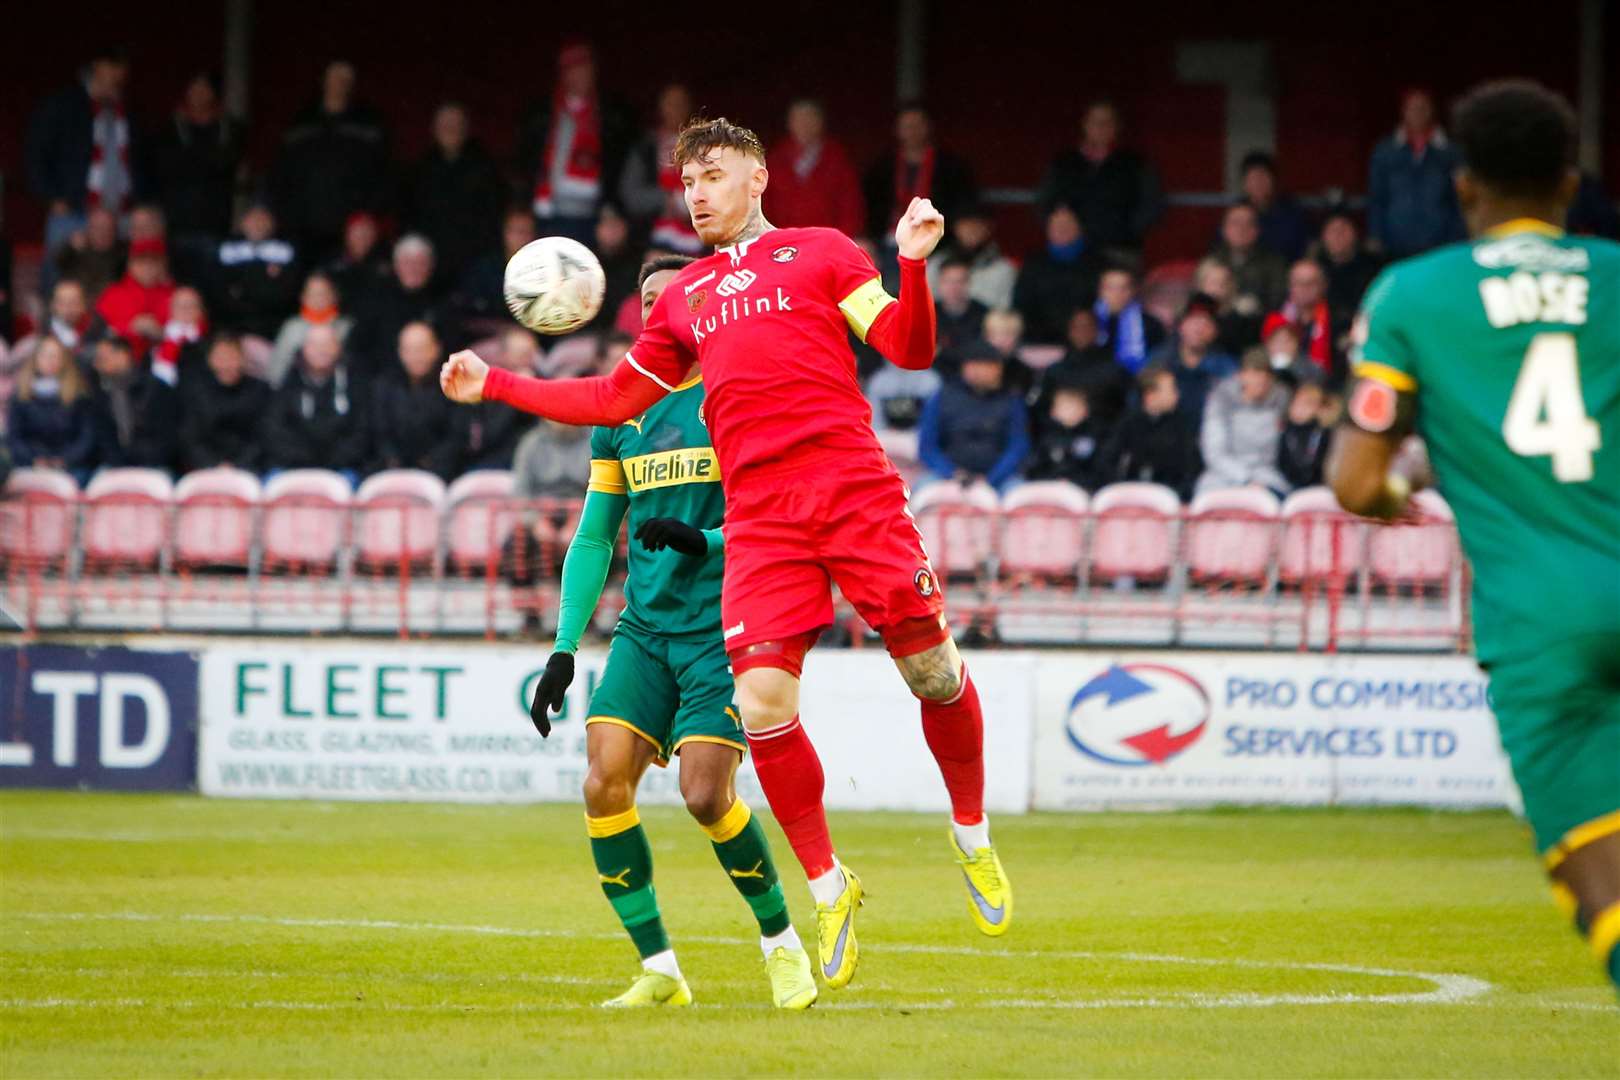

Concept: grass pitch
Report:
left=2, top=792, right=1616, bottom=1078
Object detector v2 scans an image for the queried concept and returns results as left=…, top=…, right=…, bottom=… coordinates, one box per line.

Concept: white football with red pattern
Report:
left=503, top=236, right=606, bottom=335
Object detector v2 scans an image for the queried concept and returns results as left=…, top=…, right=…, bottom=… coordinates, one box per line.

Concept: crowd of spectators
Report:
left=5, top=46, right=1616, bottom=509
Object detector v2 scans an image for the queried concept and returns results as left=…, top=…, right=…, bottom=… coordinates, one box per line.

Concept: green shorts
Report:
left=585, top=626, right=745, bottom=765
left=1486, top=631, right=1620, bottom=864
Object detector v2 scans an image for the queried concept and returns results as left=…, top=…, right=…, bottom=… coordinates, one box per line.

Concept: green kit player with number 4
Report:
left=526, top=254, right=816, bottom=1011
left=1329, top=80, right=1620, bottom=993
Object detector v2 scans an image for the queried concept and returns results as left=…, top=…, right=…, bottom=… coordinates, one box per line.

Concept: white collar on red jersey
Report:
left=716, top=235, right=764, bottom=265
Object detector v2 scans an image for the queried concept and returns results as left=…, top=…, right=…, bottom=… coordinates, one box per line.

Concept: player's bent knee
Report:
left=680, top=783, right=733, bottom=827
left=581, top=767, right=637, bottom=817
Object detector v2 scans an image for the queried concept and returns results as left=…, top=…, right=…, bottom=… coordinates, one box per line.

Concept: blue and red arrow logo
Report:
left=1065, top=663, right=1210, bottom=766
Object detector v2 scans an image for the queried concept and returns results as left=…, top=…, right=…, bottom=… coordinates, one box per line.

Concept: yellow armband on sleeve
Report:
left=839, top=276, right=897, bottom=342
left=587, top=458, right=627, bottom=495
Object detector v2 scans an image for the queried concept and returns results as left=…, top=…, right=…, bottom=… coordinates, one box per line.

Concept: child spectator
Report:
left=88, top=335, right=181, bottom=473
left=1101, top=365, right=1201, bottom=501
left=1027, top=381, right=1109, bottom=491
left=369, top=322, right=460, bottom=480
left=1035, top=307, right=1129, bottom=427
left=917, top=341, right=1029, bottom=493
left=1193, top=257, right=1262, bottom=355
left=1277, top=379, right=1330, bottom=490
left=6, top=336, right=96, bottom=484
left=209, top=201, right=301, bottom=339
left=269, top=272, right=352, bottom=388
left=264, top=323, right=368, bottom=484
left=1094, top=266, right=1165, bottom=374
left=179, top=334, right=271, bottom=473
left=1014, top=203, right=1101, bottom=344
left=1196, top=349, right=1290, bottom=498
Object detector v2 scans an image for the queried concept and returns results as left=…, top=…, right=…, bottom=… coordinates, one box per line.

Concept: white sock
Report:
left=641, top=948, right=681, bottom=981
left=807, top=859, right=846, bottom=907
left=953, top=814, right=991, bottom=852
left=760, top=924, right=803, bottom=958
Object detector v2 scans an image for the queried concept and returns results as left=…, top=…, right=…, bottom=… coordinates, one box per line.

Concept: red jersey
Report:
left=624, top=227, right=900, bottom=482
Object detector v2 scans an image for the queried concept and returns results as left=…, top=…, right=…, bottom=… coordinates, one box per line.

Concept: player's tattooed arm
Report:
left=894, top=638, right=964, bottom=702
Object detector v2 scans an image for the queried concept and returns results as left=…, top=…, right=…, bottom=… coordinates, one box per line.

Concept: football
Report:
left=503, top=236, right=606, bottom=334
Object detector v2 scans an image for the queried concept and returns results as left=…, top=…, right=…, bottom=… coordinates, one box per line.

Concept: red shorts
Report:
left=721, top=455, right=945, bottom=653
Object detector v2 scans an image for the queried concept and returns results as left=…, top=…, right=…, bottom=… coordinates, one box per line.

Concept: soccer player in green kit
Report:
left=527, top=254, right=817, bottom=1010
left=1329, top=80, right=1620, bottom=993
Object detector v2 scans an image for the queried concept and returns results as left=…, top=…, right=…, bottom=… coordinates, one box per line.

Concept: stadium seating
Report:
left=1368, top=490, right=1458, bottom=587
left=912, top=481, right=999, bottom=579
left=445, top=470, right=517, bottom=572
left=1089, top=482, right=1181, bottom=582
left=82, top=469, right=175, bottom=568
left=0, top=468, right=79, bottom=569
left=1279, top=486, right=1365, bottom=586
left=354, top=470, right=448, bottom=570
left=1000, top=481, right=1089, bottom=582
left=1186, top=487, right=1281, bottom=585
left=173, top=468, right=262, bottom=569
left=261, top=469, right=352, bottom=570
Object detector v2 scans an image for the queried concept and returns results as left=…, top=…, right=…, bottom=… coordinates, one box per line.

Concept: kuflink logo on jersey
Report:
left=1065, top=664, right=1210, bottom=766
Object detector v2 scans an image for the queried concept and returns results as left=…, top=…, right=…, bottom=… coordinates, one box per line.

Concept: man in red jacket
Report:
left=763, top=100, right=865, bottom=238
left=94, top=237, right=175, bottom=351
left=442, top=116, right=1010, bottom=996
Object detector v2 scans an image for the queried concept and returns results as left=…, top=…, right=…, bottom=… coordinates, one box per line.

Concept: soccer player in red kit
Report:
left=442, top=118, right=1010, bottom=991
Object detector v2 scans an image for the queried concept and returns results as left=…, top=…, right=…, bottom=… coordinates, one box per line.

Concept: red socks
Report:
left=745, top=716, right=836, bottom=878
left=919, top=666, right=986, bottom=825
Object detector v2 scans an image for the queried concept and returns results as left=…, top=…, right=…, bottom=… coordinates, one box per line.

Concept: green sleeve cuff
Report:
left=702, top=526, right=724, bottom=556
left=555, top=489, right=628, bottom=653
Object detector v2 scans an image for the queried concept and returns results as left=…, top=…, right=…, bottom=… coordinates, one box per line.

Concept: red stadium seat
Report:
left=911, top=481, right=999, bottom=579
left=355, top=470, right=447, bottom=570
left=1186, top=487, right=1280, bottom=585
left=1089, top=482, right=1181, bottom=582
left=83, top=469, right=175, bottom=568
left=262, top=470, right=352, bottom=570
left=1279, top=486, right=1366, bottom=585
left=1, top=468, right=79, bottom=568
left=445, top=470, right=517, bottom=571
left=173, top=468, right=261, bottom=568
left=1000, top=481, right=1089, bottom=581
left=1369, top=490, right=1458, bottom=586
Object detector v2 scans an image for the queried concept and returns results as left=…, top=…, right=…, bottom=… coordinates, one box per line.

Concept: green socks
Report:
left=586, top=807, right=668, bottom=959
left=702, top=799, right=792, bottom=937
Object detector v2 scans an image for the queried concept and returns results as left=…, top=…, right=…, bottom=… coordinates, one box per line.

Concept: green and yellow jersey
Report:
left=1351, top=220, right=1620, bottom=664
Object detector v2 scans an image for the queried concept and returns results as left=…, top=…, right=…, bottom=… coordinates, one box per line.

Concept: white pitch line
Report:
left=5, top=909, right=1500, bottom=1009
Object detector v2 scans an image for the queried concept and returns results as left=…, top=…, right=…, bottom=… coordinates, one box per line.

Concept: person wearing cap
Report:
left=917, top=339, right=1030, bottom=494
left=1145, top=293, right=1237, bottom=433
left=270, top=60, right=389, bottom=258
left=94, top=236, right=174, bottom=350
left=1195, top=348, right=1290, bottom=498
left=929, top=203, right=1015, bottom=311
left=518, top=41, right=635, bottom=247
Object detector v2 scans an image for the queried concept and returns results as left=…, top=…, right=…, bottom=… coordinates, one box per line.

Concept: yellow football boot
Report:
left=765, top=945, right=818, bottom=1010
left=600, top=970, right=693, bottom=1008
left=950, top=829, right=1012, bottom=936
left=814, top=865, right=864, bottom=989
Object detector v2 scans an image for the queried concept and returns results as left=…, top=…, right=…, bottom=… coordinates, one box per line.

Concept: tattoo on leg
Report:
left=899, top=640, right=963, bottom=701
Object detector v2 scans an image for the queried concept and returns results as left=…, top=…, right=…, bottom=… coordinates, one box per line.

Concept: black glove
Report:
left=529, top=652, right=574, bottom=737
left=634, top=517, right=708, bottom=558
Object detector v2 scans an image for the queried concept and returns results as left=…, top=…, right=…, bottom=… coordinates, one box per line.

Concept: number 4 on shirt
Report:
left=1502, top=332, right=1602, bottom=483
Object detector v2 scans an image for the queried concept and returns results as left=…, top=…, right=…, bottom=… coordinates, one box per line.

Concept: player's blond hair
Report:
left=672, top=116, right=766, bottom=168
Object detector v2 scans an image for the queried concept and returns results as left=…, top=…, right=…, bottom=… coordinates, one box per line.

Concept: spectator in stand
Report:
left=1196, top=349, right=1290, bottom=498
left=1026, top=380, right=1109, bottom=491
left=269, top=272, right=352, bottom=387
left=1192, top=257, right=1261, bottom=356
left=347, top=234, right=445, bottom=378
left=595, top=330, right=634, bottom=373
left=863, top=101, right=977, bottom=243
left=1014, top=204, right=1101, bottom=345
left=271, top=61, right=388, bottom=258
left=54, top=207, right=125, bottom=301
left=1237, top=151, right=1310, bottom=261
left=209, top=201, right=300, bottom=339
left=935, top=258, right=987, bottom=355
left=129, top=204, right=166, bottom=246
left=152, top=286, right=208, bottom=387
left=14, top=280, right=101, bottom=367
left=619, top=83, right=704, bottom=254
left=369, top=322, right=459, bottom=480
left=1312, top=208, right=1382, bottom=350
left=1101, top=364, right=1201, bottom=501
left=88, top=335, right=180, bottom=473
left=511, top=416, right=594, bottom=556
left=917, top=340, right=1029, bottom=493
left=1094, top=266, right=1165, bottom=374
left=1262, top=259, right=1335, bottom=383
left=456, top=327, right=538, bottom=471
left=25, top=48, right=135, bottom=270
left=1568, top=172, right=1620, bottom=239
left=407, top=102, right=503, bottom=285
left=6, top=336, right=96, bottom=484
left=1259, top=320, right=1321, bottom=389
left=1212, top=202, right=1288, bottom=320
left=323, top=211, right=388, bottom=311
left=589, top=204, right=643, bottom=333
left=764, top=99, right=864, bottom=237
left=1277, top=378, right=1329, bottom=490
left=978, top=307, right=1033, bottom=395
left=866, top=356, right=941, bottom=432
left=264, top=323, right=368, bottom=482
left=1367, top=89, right=1463, bottom=258
left=456, top=207, right=537, bottom=331
left=1035, top=307, right=1129, bottom=427
left=95, top=238, right=174, bottom=351
left=1146, top=294, right=1237, bottom=433
left=520, top=41, right=635, bottom=247
left=145, top=71, right=243, bottom=281
left=930, top=204, right=1015, bottom=310
left=179, top=333, right=270, bottom=474
left=1037, top=101, right=1164, bottom=266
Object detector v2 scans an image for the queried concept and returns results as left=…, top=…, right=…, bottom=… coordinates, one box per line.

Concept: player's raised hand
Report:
left=895, top=196, right=945, bottom=261
left=529, top=652, right=575, bottom=737
left=441, top=349, right=490, bottom=404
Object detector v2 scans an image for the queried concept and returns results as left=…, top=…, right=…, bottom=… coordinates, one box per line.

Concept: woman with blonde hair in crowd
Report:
left=6, top=335, right=97, bottom=485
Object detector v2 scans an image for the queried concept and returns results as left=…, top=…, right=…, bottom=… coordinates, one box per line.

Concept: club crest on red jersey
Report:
left=687, top=289, right=708, bottom=313
left=771, top=245, right=798, bottom=263
left=913, top=568, right=936, bottom=598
